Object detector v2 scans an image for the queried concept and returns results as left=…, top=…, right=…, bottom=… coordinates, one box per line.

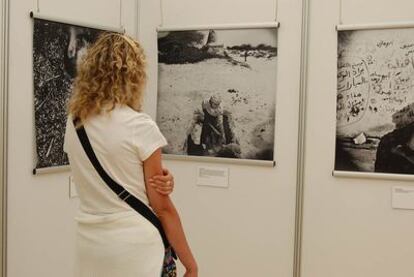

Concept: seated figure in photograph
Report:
left=201, top=95, right=226, bottom=154
left=375, top=103, right=414, bottom=174
left=185, top=94, right=241, bottom=159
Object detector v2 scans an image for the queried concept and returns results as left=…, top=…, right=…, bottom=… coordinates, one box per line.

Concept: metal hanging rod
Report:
left=30, top=11, right=125, bottom=33
left=333, top=170, right=414, bottom=182
left=157, top=21, right=280, bottom=32
left=337, top=21, right=414, bottom=31
left=163, top=154, right=276, bottom=168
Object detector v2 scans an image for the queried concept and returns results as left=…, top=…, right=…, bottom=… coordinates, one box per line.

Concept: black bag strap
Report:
left=72, top=119, right=173, bottom=254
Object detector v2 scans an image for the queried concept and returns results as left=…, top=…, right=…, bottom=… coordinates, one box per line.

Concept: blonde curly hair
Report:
left=68, top=33, right=146, bottom=124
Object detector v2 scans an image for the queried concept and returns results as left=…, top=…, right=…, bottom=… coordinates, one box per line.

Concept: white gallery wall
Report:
left=7, top=0, right=137, bottom=276
left=8, top=0, right=414, bottom=277
left=301, top=0, right=414, bottom=277
left=7, top=0, right=302, bottom=276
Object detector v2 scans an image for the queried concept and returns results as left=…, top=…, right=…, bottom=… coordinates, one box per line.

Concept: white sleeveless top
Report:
left=64, top=105, right=167, bottom=277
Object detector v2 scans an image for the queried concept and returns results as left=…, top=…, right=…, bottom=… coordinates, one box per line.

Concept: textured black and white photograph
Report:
left=157, top=28, right=277, bottom=161
left=33, top=18, right=104, bottom=169
left=335, top=28, right=414, bottom=175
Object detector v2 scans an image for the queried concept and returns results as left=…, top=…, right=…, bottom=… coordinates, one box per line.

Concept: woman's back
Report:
left=64, top=105, right=168, bottom=276
left=64, top=105, right=167, bottom=214
left=65, top=33, right=197, bottom=277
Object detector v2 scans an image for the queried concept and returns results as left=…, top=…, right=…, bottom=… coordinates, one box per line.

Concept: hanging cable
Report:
left=36, top=0, right=40, bottom=13
left=275, top=0, right=278, bottom=21
left=119, top=0, right=123, bottom=30
left=135, top=0, right=140, bottom=39
left=159, top=0, right=164, bottom=27
left=339, top=0, right=343, bottom=25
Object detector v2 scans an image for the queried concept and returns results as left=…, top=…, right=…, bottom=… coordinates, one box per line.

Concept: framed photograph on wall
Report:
left=31, top=14, right=123, bottom=173
left=156, top=24, right=278, bottom=165
left=335, top=25, right=414, bottom=178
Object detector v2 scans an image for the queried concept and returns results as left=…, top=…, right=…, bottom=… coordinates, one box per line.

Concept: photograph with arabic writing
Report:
left=335, top=28, right=414, bottom=175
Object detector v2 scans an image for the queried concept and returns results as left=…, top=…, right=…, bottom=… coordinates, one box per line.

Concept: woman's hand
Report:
left=148, top=168, right=174, bottom=195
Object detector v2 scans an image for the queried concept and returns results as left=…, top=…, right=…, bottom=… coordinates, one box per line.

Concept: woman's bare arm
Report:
left=143, top=149, right=198, bottom=276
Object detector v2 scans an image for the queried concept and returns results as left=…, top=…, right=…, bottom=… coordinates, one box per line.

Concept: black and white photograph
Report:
left=157, top=27, right=277, bottom=161
left=33, top=18, right=104, bottom=169
left=335, top=28, right=414, bottom=175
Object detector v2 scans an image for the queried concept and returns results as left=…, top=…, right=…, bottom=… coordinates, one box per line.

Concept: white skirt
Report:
left=74, top=211, right=164, bottom=277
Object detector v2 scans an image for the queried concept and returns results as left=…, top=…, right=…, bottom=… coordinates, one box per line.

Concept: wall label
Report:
left=197, top=166, right=229, bottom=188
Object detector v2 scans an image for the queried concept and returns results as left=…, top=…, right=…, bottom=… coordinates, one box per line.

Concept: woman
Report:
left=64, top=33, right=198, bottom=276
